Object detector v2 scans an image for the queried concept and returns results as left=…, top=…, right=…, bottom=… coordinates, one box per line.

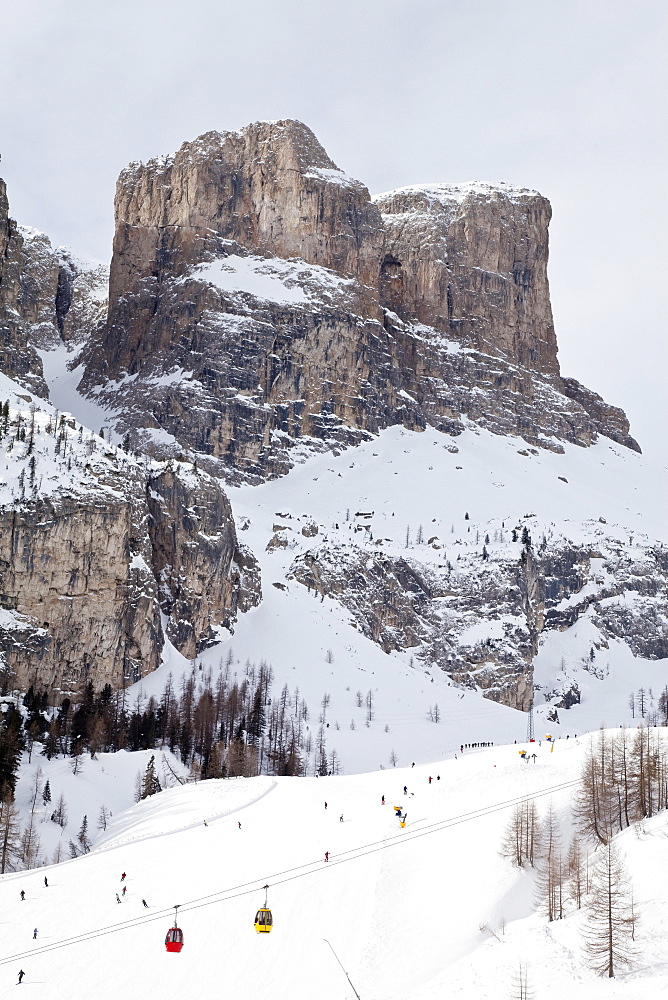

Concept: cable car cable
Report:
left=0, top=774, right=580, bottom=967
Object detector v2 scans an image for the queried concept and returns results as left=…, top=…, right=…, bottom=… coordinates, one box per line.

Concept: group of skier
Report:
left=15, top=875, right=50, bottom=983
left=115, top=872, right=149, bottom=909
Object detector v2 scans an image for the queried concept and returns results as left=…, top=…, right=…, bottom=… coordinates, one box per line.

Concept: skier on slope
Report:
left=18, top=970, right=25, bottom=984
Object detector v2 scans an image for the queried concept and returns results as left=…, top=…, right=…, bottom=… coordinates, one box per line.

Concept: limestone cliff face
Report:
left=17, top=227, right=108, bottom=351
left=78, top=120, right=639, bottom=479
left=147, top=466, right=261, bottom=656
left=374, top=183, right=559, bottom=375
left=0, top=491, right=162, bottom=694
left=111, top=121, right=384, bottom=291
left=0, top=182, right=47, bottom=395
left=0, top=178, right=108, bottom=393
left=0, top=385, right=260, bottom=695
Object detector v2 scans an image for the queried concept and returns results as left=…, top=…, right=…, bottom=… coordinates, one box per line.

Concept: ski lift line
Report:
left=324, top=938, right=362, bottom=1000
left=0, top=776, right=579, bottom=968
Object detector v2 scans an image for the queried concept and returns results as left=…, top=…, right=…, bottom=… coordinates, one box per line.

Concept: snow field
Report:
left=128, top=419, right=667, bottom=775
left=3, top=736, right=668, bottom=999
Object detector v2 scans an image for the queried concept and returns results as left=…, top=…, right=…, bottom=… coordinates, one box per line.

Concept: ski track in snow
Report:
left=3, top=739, right=668, bottom=999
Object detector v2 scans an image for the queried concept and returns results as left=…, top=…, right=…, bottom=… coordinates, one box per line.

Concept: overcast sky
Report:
left=2, top=0, right=666, bottom=467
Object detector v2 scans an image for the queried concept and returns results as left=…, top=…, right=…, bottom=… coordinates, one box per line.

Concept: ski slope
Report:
left=2, top=735, right=668, bottom=998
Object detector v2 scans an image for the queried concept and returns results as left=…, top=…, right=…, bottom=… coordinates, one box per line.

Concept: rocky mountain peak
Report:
left=374, top=181, right=558, bottom=375
left=113, top=118, right=383, bottom=289
left=76, top=120, right=640, bottom=480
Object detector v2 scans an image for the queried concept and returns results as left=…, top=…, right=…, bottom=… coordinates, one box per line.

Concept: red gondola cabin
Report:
left=165, top=905, right=184, bottom=953
left=165, top=926, right=184, bottom=953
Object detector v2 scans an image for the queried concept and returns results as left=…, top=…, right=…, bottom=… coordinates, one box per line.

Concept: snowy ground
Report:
left=129, top=420, right=668, bottom=775
left=2, top=734, right=668, bottom=999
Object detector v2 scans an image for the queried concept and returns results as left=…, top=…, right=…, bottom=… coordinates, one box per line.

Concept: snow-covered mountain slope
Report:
left=10, top=745, right=190, bottom=866
left=2, top=735, right=667, bottom=999
left=117, top=418, right=667, bottom=776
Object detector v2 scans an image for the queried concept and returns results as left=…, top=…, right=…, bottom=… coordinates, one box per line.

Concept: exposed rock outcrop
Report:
left=374, top=182, right=558, bottom=374
left=290, top=530, right=667, bottom=711
left=18, top=227, right=108, bottom=351
left=0, top=178, right=108, bottom=395
left=0, top=384, right=260, bottom=695
left=0, top=181, right=47, bottom=395
left=561, top=377, right=640, bottom=453
left=77, top=120, right=640, bottom=481
left=147, top=466, right=261, bottom=656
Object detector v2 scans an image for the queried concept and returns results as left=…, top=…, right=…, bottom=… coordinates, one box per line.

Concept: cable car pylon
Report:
left=324, top=938, right=362, bottom=999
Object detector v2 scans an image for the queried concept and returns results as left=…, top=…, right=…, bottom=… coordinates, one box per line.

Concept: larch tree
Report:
left=51, top=793, right=68, bottom=829
left=509, top=961, right=534, bottom=1000
left=501, top=799, right=541, bottom=868
left=535, top=803, right=565, bottom=921
left=566, top=833, right=587, bottom=909
left=97, top=804, right=111, bottom=832
left=584, top=840, right=637, bottom=978
left=0, top=797, right=21, bottom=873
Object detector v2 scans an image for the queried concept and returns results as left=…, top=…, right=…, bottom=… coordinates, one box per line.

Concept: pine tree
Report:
left=140, top=755, right=161, bottom=799
left=0, top=703, right=25, bottom=800
left=584, top=840, right=637, bottom=978
left=77, top=815, right=91, bottom=854
left=42, top=780, right=51, bottom=806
